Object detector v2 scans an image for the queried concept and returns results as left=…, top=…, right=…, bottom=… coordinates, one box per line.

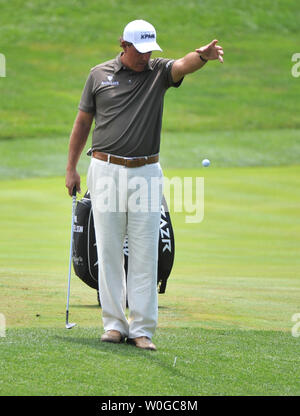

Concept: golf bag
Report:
left=72, top=191, right=175, bottom=302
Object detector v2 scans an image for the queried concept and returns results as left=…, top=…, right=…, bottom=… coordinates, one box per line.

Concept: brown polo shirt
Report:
left=78, top=53, right=183, bottom=157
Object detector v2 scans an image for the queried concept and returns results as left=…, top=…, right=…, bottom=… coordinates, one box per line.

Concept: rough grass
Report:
left=1, top=129, right=300, bottom=180
left=0, top=0, right=300, bottom=138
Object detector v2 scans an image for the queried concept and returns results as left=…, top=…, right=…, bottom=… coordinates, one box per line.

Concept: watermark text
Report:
left=291, top=53, right=300, bottom=78
left=93, top=171, right=204, bottom=223
left=0, top=53, right=6, bottom=77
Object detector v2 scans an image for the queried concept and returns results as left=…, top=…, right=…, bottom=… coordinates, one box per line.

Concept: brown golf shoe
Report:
left=101, top=330, right=124, bottom=344
left=127, top=336, right=157, bottom=351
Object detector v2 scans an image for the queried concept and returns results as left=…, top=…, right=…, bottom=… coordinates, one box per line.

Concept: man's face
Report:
left=122, top=43, right=152, bottom=72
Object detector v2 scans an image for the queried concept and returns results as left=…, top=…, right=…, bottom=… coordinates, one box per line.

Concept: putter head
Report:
left=66, top=322, right=76, bottom=329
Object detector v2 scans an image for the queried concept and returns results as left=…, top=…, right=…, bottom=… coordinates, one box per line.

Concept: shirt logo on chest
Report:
left=101, top=75, right=120, bottom=86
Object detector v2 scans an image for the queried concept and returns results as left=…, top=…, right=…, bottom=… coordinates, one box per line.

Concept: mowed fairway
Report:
left=0, top=166, right=299, bottom=395
left=1, top=0, right=300, bottom=397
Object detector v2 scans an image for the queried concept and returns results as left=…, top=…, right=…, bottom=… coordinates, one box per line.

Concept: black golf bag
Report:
left=72, top=191, right=175, bottom=304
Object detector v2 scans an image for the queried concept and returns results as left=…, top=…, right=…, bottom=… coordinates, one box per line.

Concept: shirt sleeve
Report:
left=158, top=58, right=184, bottom=89
left=78, top=71, right=96, bottom=114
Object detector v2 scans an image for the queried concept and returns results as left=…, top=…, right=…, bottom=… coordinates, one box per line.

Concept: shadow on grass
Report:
left=71, top=304, right=100, bottom=309
left=53, top=332, right=193, bottom=382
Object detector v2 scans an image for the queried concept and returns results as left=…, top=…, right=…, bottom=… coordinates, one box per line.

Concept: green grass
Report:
left=1, top=129, right=300, bottom=180
left=0, top=0, right=300, bottom=397
left=0, top=0, right=300, bottom=138
left=0, top=168, right=299, bottom=395
left=1, top=167, right=299, bottom=331
left=1, top=327, right=299, bottom=396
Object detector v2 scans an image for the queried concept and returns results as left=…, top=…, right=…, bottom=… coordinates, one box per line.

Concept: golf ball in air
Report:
left=202, top=158, right=210, bottom=167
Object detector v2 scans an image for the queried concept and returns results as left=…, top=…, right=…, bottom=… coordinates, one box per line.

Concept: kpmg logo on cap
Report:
left=140, top=31, right=155, bottom=40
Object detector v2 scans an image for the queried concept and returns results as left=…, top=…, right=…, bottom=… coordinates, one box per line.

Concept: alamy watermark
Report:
left=92, top=172, right=204, bottom=223
left=291, top=313, right=300, bottom=338
left=291, top=53, right=300, bottom=78
left=0, top=53, right=6, bottom=77
left=0, top=313, right=6, bottom=337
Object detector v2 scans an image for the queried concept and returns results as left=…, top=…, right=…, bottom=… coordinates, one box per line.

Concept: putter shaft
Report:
left=65, top=187, right=77, bottom=328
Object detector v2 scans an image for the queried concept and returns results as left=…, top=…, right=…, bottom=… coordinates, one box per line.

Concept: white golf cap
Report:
left=123, top=20, right=162, bottom=53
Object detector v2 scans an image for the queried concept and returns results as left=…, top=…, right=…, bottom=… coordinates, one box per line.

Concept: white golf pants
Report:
left=87, top=157, right=163, bottom=339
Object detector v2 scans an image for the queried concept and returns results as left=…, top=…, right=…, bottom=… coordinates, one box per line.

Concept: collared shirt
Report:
left=79, top=53, right=183, bottom=157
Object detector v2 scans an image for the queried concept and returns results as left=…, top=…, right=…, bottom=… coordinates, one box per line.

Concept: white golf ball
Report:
left=202, top=158, right=210, bottom=167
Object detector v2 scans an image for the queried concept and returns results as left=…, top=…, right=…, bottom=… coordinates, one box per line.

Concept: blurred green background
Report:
left=1, top=0, right=300, bottom=175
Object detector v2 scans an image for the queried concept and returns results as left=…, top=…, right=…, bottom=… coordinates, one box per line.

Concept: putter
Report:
left=65, top=186, right=77, bottom=329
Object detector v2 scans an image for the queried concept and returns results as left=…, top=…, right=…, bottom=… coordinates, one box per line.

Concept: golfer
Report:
left=66, top=20, right=223, bottom=351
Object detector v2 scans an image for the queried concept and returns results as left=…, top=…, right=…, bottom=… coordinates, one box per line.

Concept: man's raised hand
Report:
left=196, top=39, right=224, bottom=63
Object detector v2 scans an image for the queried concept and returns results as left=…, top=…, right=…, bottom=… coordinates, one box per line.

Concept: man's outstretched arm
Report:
left=65, top=110, right=94, bottom=196
left=171, top=39, right=224, bottom=83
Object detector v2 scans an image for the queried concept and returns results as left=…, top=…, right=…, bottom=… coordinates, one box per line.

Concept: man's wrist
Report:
left=66, top=166, right=77, bottom=172
left=198, top=53, right=208, bottom=63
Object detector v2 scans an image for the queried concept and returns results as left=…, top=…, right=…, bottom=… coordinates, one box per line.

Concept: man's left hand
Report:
left=196, top=39, right=224, bottom=63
